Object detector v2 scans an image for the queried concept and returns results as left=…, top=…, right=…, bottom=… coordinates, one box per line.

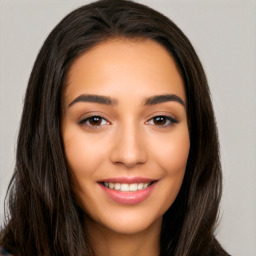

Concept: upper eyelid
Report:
left=146, top=115, right=178, bottom=124
left=145, top=109, right=178, bottom=118
left=78, top=112, right=111, bottom=122
left=79, top=115, right=110, bottom=125
left=146, top=113, right=178, bottom=122
left=77, top=108, right=180, bottom=122
left=78, top=114, right=178, bottom=126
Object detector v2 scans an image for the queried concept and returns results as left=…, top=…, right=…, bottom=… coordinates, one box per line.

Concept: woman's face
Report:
left=61, top=39, right=190, bottom=235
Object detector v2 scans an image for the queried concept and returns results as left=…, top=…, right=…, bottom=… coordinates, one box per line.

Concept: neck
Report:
left=86, top=217, right=162, bottom=256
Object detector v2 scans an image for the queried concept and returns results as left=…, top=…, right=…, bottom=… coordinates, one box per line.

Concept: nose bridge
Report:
left=110, top=118, right=147, bottom=168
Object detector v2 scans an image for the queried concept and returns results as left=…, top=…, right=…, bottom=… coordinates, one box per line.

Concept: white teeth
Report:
left=114, top=183, right=121, bottom=190
left=143, top=183, right=148, bottom=189
left=121, top=184, right=129, bottom=191
left=103, top=182, right=151, bottom=192
left=138, top=183, right=144, bottom=190
left=129, top=184, right=138, bottom=191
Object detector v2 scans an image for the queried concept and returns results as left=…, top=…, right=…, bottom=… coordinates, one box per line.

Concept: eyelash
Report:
left=78, top=115, right=178, bottom=129
left=78, top=115, right=110, bottom=129
left=146, top=115, right=178, bottom=127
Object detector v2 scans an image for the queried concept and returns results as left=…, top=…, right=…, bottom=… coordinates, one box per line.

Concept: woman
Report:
left=0, top=0, right=230, bottom=255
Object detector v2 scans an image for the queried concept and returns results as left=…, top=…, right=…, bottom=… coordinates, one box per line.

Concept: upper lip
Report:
left=98, top=176, right=157, bottom=184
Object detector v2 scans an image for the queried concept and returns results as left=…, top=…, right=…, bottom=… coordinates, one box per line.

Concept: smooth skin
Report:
left=61, top=39, right=190, bottom=256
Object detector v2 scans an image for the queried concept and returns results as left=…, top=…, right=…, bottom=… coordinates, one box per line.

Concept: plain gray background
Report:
left=0, top=0, right=255, bottom=255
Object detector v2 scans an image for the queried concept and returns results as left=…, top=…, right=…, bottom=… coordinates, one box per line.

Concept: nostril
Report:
left=114, top=160, right=145, bottom=168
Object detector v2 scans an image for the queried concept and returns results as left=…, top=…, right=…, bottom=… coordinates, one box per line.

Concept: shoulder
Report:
left=0, top=247, right=12, bottom=256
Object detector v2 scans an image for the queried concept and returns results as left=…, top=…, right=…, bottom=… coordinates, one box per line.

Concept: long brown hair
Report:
left=1, top=0, right=229, bottom=255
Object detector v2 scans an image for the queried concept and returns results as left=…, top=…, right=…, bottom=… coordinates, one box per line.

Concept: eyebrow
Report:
left=144, top=94, right=185, bottom=106
left=68, top=93, right=185, bottom=107
left=68, top=94, right=118, bottom=107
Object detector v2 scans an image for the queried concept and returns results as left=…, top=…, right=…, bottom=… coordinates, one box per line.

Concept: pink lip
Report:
left=98, top=178, right=158, bottom=205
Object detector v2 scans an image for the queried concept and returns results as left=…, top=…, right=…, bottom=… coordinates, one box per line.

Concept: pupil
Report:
left=154, top=116, right=166, bottom=125
left=90, top=117, right=101, bottom=125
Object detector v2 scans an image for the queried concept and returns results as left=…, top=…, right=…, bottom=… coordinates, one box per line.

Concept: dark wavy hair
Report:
left=0, top=0, right=229, bottom=255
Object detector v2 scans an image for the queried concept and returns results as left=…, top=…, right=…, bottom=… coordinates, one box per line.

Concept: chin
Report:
left=86, top=206, right=164, bottom=236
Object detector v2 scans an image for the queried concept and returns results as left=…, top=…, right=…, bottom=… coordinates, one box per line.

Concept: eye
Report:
left=146, top=115, right=178, bottom=127
left=79, top=116, right=109, bottom=127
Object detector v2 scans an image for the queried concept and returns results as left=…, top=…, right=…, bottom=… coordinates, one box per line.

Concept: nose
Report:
left=110, top=123, right=147, bottom=168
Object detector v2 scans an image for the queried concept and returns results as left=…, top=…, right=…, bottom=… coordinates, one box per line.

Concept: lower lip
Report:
left=99, top=182, right=157, bottom=205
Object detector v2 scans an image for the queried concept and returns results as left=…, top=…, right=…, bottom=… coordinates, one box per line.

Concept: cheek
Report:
left=151, top=127, right=190, bottom=213
left=63, top=129, right=107, bottom=179
left=152, top=126, right=190, bottom=176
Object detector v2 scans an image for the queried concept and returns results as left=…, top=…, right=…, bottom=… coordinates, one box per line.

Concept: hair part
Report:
left=1, top=0, right=229, bottom=255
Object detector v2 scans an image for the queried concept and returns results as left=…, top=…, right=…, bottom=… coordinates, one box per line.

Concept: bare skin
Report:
left=86, top=216, right=161, bottom=256
left=61, top=38, right=190, bottom=256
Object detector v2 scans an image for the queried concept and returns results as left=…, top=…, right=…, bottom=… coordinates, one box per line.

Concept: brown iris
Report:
left=88, top=116, right=103, bottom=126
left=153, top=116, right=168, bottom=126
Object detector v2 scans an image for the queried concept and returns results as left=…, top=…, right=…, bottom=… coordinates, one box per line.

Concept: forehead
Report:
left=63, top=38, right=185, bottom=105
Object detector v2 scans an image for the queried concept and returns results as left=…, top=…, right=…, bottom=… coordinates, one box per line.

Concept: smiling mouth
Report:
left=98, top=179, right=158, bottom=204
left=101, top=182, right=154, bottom=192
